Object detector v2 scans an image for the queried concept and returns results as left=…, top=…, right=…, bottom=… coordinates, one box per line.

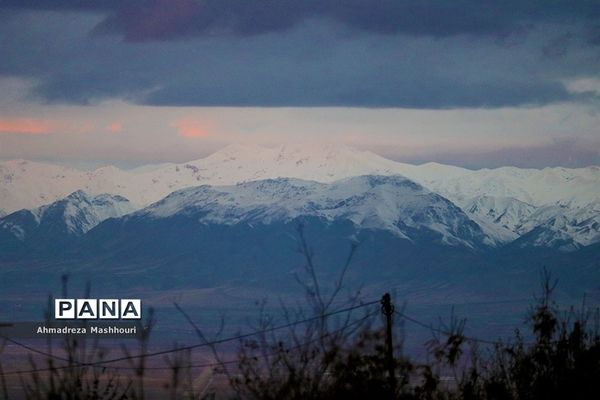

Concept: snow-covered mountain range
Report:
left=1, top=144, right=599, bottom=250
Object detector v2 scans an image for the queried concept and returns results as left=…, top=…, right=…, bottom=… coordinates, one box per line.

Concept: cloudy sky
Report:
left=0, top=0, right=599, bottom=168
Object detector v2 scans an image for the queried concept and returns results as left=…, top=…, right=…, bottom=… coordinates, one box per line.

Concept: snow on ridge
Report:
left=462, top=195, right=600, bottom=248
left=516, top=203, right=600, bottom=248
left=56, top=191, right=136, bottom=234
left=141, top=175, right=488, bottom=248
left=465, top=196, right=536, bottom=232
left=0, top=190, right=136, bottom=240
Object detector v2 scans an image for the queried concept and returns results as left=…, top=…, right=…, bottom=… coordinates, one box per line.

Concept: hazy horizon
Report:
left=2, top=139, right=600, bottom=172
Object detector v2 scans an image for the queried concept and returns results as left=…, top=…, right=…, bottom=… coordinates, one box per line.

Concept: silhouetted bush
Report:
left=455, top=271, right=600, bottom=400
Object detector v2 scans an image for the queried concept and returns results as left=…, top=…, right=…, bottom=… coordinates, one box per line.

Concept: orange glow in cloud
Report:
left=0, top=118, right=52, bottom=135
left=107, top=122, right=123, bottom=133
left=172, top=118, right=211, bottom=138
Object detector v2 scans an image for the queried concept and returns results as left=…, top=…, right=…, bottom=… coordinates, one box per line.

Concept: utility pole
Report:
left=381, top=293, right=396, bottom=399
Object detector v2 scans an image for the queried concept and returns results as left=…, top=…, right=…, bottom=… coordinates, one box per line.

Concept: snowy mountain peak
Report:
left=0, top=191, right=135, bottom=241
left=193, top=143, right=404, bottom=180
left=64, top=189, right=91, bottom=202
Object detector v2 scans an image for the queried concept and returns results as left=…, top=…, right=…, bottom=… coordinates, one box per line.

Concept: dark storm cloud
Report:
left=0, top=1, right=599, bottom=108
left=3, top=0, right=600, bottom=41
left=141, top=75, right=575, bottom=108
left=91, top=0, right=524, bottom=42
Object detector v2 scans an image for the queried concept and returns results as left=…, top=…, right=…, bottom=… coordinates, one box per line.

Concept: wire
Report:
left=141, top=308, right=378, bottom=371
left=394, top=309, right=513, bottom=346
left=0, top=299, right=379, bottom=376
left=1, top=336, right=71, bottom=363
left=96, top=299, right=379, bottom=364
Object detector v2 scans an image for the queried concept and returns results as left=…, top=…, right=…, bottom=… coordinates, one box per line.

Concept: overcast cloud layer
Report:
left=1, top=0, right=600, bottom=108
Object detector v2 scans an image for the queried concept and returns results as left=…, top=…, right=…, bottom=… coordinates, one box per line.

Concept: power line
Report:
left=0, top=300, right=379, bottom=376
left=95, top=299, right=379, bottom=365
left=394, top=310, right=513, bottom=346
left=137, top=309, right=378, bottom=371
left=1, top=336, right=71, bottom=363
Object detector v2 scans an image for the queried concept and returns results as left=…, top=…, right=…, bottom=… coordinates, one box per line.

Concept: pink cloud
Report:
left=172, top=118, right=211, bottom=138
left=107, top=122, right=123, bottom=133
left=0, top=118, right=52, bottom=135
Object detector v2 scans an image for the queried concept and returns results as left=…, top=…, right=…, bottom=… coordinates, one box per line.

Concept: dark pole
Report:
left=381, top=293, right=396, bottom=399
